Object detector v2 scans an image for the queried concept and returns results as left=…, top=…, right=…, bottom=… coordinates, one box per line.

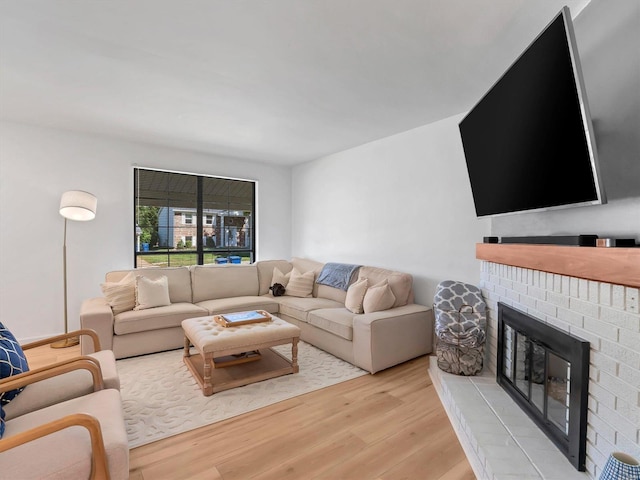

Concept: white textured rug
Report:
left=117, top=341, right=367, bottom=448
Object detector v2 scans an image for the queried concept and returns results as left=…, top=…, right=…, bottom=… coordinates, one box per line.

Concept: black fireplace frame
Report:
left=497, top=302, right=589, bottom=471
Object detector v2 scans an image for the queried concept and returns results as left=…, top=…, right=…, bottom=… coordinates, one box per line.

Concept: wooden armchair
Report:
left=3, top=329, right=120, bottom=421
left=0, top=357, right=129, bottom=479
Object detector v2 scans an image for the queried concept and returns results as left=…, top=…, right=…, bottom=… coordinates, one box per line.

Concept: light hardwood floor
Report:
left=25, top=345, right=475, bottom=480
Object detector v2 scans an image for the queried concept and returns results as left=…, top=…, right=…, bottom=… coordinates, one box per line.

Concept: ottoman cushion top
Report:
left=182, top=315, right=300, bottom=353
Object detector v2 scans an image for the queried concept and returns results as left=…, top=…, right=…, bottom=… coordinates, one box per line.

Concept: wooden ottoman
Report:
left=182, top=315, right=301, bottom=396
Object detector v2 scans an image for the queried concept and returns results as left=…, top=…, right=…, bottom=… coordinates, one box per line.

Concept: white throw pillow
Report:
left=285, top=268, right=314, bottom=298
left=100, top=271, right=136, bottom=315
left=134, top=275, right=171, bottom=310
left=345, top=278, right=368, bottom=314
left=363, top=279, right=396, bottom=314
left=271, top=267, right=291, bottom=287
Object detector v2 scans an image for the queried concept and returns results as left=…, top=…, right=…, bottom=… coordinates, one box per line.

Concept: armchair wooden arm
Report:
left=0, top=356, right=105, bottom=393
left=21, top=328, right=102, bottom=352
left=0, top=412, right=111, bottom=480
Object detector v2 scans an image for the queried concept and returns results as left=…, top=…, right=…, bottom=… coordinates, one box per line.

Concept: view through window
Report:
left=134, top=168, right=255, bottom=267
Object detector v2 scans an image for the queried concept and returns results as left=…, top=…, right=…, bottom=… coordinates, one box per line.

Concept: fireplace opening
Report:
left=497, top=303, right=590, bottom=471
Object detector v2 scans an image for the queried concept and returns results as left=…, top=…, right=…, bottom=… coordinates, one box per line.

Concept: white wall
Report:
left=0, top=122, right=292, bottom=342
left=291, top=113, right=489, bottom=306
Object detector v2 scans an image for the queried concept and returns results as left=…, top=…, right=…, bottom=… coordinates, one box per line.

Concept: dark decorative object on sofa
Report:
left=269, top=283, right=286, bottom=297
left=433, top=281, right=487, bottom=375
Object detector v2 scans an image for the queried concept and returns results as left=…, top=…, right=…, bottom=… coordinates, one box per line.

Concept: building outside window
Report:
left=134, top=167, right=255, bottom=267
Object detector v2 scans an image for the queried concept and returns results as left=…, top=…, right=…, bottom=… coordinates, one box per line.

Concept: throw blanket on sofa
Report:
left=316, top=263, right=361, bottom=291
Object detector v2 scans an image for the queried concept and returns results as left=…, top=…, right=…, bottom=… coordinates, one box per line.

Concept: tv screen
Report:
left=459, top=7, right=606, bottom=218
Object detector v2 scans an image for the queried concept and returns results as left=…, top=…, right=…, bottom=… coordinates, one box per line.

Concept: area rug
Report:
left=117, top=341, right=367, bottom=448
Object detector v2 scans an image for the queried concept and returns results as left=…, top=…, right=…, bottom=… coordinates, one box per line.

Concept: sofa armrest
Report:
left=80, top=298, right=115, bottom=355
left=352, top=304, right=434, bottom=373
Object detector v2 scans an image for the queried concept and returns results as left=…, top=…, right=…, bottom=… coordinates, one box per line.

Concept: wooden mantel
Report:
left=476, top=243, right=640, bottom=288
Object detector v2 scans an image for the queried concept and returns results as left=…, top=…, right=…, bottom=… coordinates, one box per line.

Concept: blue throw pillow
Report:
left=0, top=402, right=5, bottom=438
left=0, top=321, right=30, bottom=405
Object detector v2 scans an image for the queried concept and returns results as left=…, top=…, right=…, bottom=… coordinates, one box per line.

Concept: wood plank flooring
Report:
left=25, top=345, right=475, bottom=480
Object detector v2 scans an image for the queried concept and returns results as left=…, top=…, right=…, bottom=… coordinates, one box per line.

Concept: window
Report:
left=134, top=168, right=255, bottom=267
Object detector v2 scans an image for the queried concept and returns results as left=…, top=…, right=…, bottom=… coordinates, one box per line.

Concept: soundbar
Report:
left=500, top=235, right=598, bottom=246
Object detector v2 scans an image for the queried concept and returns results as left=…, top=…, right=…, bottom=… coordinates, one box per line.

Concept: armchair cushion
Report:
left=0, top=322, right=29, bottom=405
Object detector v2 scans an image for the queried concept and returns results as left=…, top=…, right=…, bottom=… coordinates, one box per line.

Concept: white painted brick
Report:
left=589, top=281, right=600, bottom=303
left=584, top=315, right=619, bottom=342
left=597, top=401, right=638, bottom=441
left=612, top=285, right=626, bottom=310
left=614, top=396, right=640, bottom=427
left=601, top=339, right=640, bottom=370
left=561, top=275, right=570, bottom=295
left=570, top=276, right=580, bottom=298
left=626, top=287, right=640, bottom=314
left=548, top=291, right=571, bottom=308
left=587, top=431, right=613, bottom=462
left=545, top=315, right=568, bottom=330
left=587, top=412, right=616, bottom=450
left=513, top=281, right=528, bottom=295
left=527, top=285, right=546, bottom=301
left=599, top=371, right=639, bottom=408
left=557, top=307, right=584, bottom=328
left=587, top=425, right=597, bottom=443
left=579, top=278, right=590, bottom=300
left=618, top=364, right=640, bottom=394
left=591, top=351, right=618, bottom=377
left=506, top=289, right=519, bottom=302
left=569, top=326, right=601, bottom=351
left=553, top=274, right=563, bottom=293
left=589, top=380, right=617, bottom=410
left=600, top=307, right=640, bottom=333
left=600, top=283, right=612, bottom=307
left=519, top=295, right=536, bottom=310
left=536, top=300, right=557, bottom=318
left=569, top=297, right=600, bottom=318
left=594, top=432, right=616, bottom=458
left=618, top=329, right=640, bottom=353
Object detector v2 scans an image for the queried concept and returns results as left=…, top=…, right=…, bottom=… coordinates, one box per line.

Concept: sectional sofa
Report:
left=80, top=258, right=433, bottom=373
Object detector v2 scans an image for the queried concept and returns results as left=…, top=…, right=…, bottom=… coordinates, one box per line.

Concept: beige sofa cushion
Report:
left=195, top=296, right=280, bottom=316
left=291, top=257, right=324, bottom=297
left=134, top=275, right=171, bottom=310
left=363, top=279, right=397, bottom=313
left=255, top=260, right=292, bottom=295
left=345, top=278, right=368, bottom=314
left=285, top=269, right=314, bottom=298
left=358, top=266, right=413, bottom=307
left=106, top=267, right=192, bottom=304
left=276, top=296, right=344, bottom=323
left=114, top=303, right=207, bottom=335
left=191, top=264, right=259, bottom=303
left=271, top=267, right=291, bottom=287
left=100, top=271, right=136, bottom=315
left=307, top=308, right=355, bottom=341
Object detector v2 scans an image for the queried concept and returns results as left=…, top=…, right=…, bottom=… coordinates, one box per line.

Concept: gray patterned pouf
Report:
left=433, top=280, right=487, bottom=376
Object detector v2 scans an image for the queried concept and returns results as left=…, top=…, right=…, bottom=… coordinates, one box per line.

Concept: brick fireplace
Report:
left=430, top=244, right=640, bottom=479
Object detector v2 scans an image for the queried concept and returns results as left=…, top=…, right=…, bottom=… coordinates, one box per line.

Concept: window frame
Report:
left=134, top=167, right=256, bottom=267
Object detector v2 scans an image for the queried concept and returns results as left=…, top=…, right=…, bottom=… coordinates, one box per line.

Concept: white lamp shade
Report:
left=59, top=190, right=97, bottom=221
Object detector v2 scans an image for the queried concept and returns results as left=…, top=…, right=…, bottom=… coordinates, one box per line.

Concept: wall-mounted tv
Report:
left=459, top=6, right=606, bottom=218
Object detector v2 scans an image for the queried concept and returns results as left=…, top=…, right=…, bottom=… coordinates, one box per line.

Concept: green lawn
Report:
left=136, top=252, right=250, bottom=267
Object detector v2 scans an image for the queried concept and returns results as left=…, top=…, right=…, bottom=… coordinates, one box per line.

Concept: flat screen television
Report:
left=459, top=6, right=606, bottom=218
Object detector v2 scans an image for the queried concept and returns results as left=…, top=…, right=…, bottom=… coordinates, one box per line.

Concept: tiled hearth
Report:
left=430, top=249, right=640, bottom=480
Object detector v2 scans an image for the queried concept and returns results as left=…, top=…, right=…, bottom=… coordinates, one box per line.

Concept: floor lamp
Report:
left=51, top=190, right=98, bottom=349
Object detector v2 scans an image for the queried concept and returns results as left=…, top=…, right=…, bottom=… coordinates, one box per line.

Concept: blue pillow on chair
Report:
left=0, top=321, right=30, bottom=405
left=0, top=402, right=5, bottom=438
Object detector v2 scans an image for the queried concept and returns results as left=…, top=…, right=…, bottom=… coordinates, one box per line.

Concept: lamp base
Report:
left=50, top=336, right=80, bottom=349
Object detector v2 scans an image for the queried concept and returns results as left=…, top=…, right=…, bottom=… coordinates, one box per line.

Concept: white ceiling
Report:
left=0, top=0, right=591, bottom=165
